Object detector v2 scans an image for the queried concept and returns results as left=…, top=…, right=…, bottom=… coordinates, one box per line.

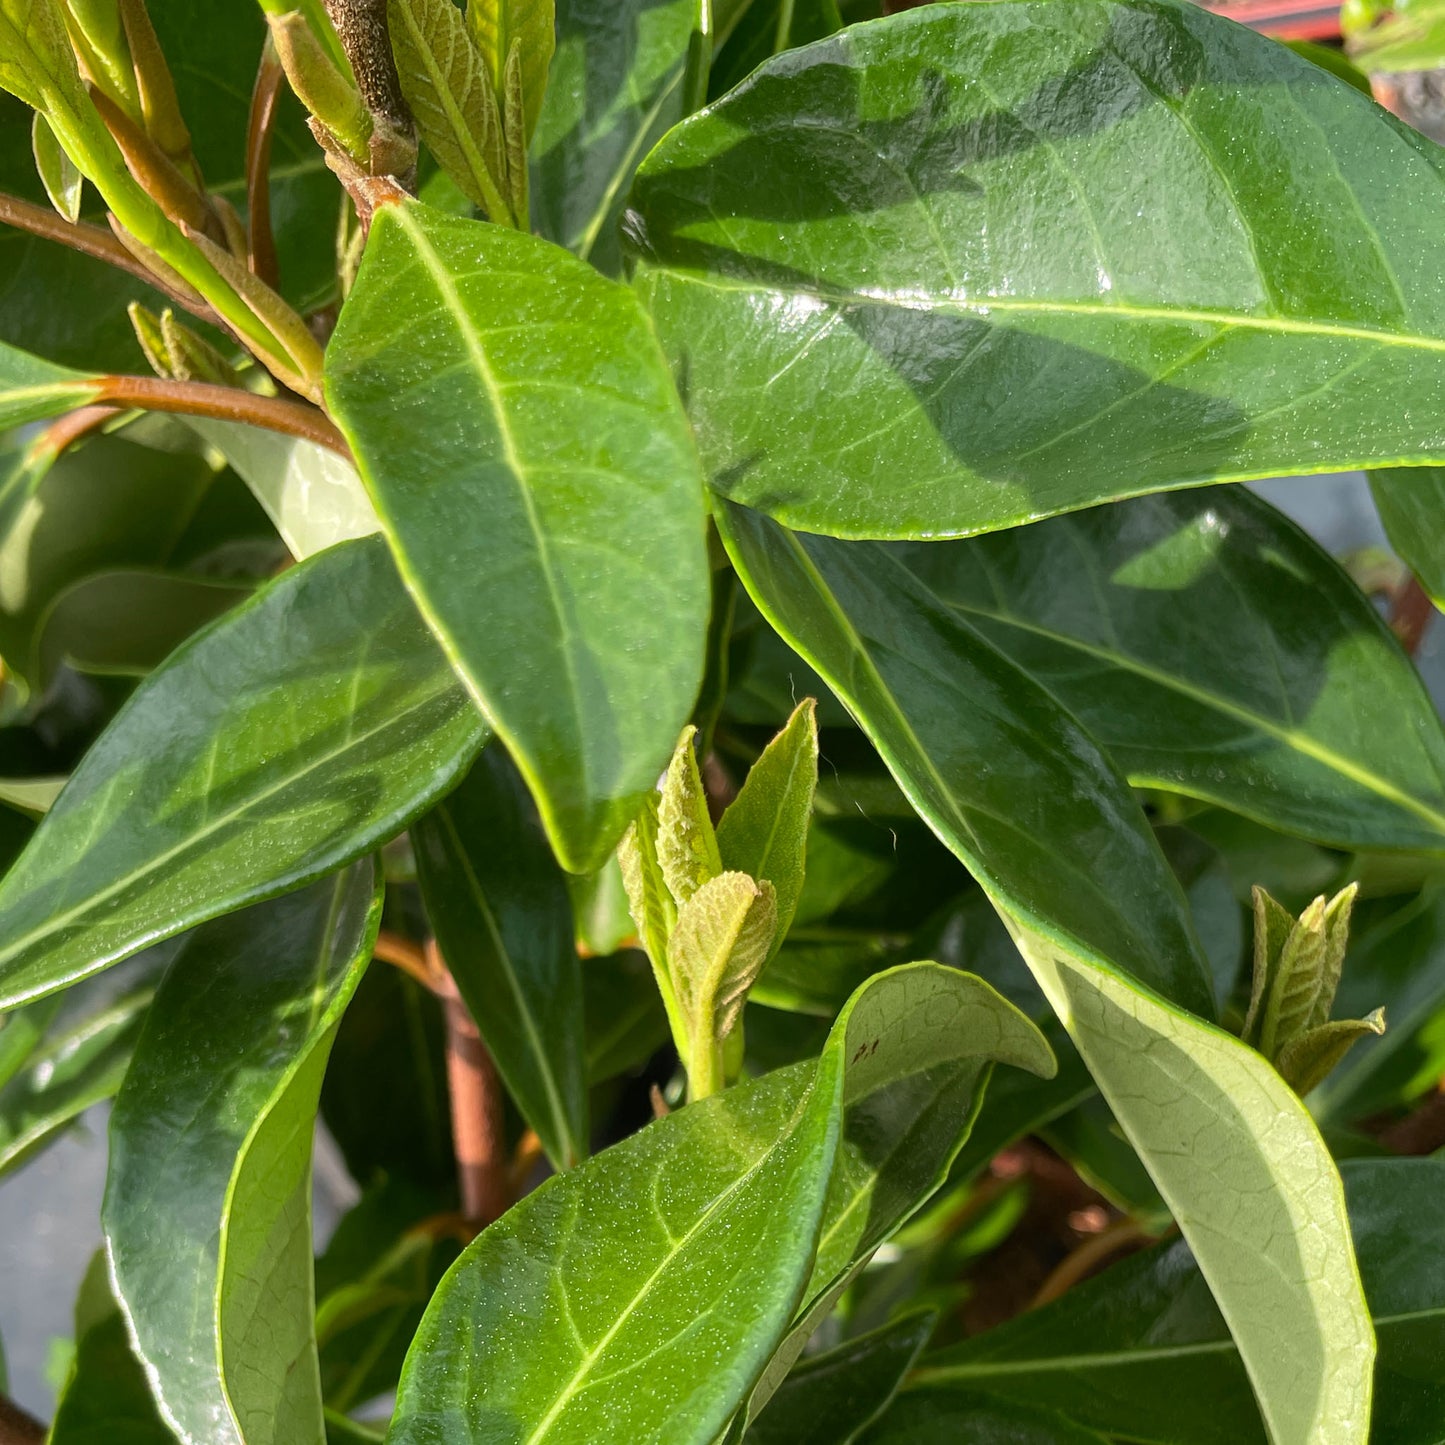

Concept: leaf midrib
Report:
left=652, top=267, right=1445, bottom=355
left=941, top=592, right=1445, bottom=837
left=0, top=674, right=460, bottom=982
left=913, top=1303, right=1433, bottom=1381
left=522, top=1080, right=825, bottom=1443
left=385, top=208, right=590, bottom=796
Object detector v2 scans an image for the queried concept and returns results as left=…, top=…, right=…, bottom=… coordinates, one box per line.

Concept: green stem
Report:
left=687, top=1022, right=723, bottom=1103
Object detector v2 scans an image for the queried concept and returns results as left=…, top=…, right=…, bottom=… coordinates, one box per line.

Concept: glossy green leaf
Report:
left=710, top=0, right=842, bottom=100
left=414, top=746, right=589, bottom=1170
left=1370, top=467, right=1445, bottom=610
left=913, top=1156, right=1445, bottom=1445
left=744, top=1310, right=934, bottom=1445
left=321, top=962, right=456, bottom=1195
left=630, top=0, right=1445, bottom=538
left=583, top=948, right=669, bottom=1084
left=389, top=962, right=1050, bottom=1444
left=49, top=1255, right=175, bottom=1445
left=32, top=110, right=82, bottom=221
left=105, top=865, right=380, bottom=1445
left=897, top=487, right=1445, bottom=851
left=717, top=697, right=818, bottom=958
left=180, top=418, right=380, bottom=561
left=717, top=503, right=1374, bottom=1445
left=326, top=201, right=708, bottom=873
left=0, top=535, right=485, bottom=1010
left=0, top=336, right=96, bottom=427
left=0, top=947, right=172, bottom=1176
left=530, top=0, right=705, bottom=273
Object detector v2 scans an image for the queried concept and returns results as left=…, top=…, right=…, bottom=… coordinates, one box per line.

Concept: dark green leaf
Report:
left=631, top=1, right=1445, bottom=538
left=321, top=962, right=456, bottom=1194
left=896, top=487, right=1445, bottom=851
left=49, top=1255, right=176, bottom=1445
left=1370, top=467, right=1445, bottom=609
left=414, top=746, right=589, bottom=1169
left=0, top=944, right=174, bottom=1176
left=716, top=503, right=1373, bottom=1443
left=583, top=947, right=670, bottom=1084
left=389, top=962, right=1050, bottom=1444
left=105, top=865, right=381, bottom=1445
left=914, top=1156, right=1445, bottom=1445
left=862, top=1390, right=1111, bottom=1444
left=744, top=1310, right=934, bottom=1445
left=326, top=201, right=708, bottom=873
left=0, top=535, right=485, bottom=1010
left=530, top=0, right=705, bottom=273
left=710, top=0, right=842, bottom=100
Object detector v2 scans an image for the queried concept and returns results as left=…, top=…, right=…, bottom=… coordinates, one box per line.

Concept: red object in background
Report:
left=1199, top=0, right=1344, bottom=40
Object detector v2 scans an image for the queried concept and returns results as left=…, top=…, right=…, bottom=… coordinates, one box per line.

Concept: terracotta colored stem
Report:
left=0, top=191, right=221, bottom=327
left=372, top=929, right=437, bottom=990
left=247, top=43, right=285, bottom=289
left=1030, top=1218, right=1150, bottom=1308
left=0, top=1393, right=45, bottom=1445
left=34, top=405, right=124, bottom=460
left=90, top=374, right=350, bottom=456
left=1390, top=575, right=1435, bottom=658
left=428, top=939, right=510, bottom=1226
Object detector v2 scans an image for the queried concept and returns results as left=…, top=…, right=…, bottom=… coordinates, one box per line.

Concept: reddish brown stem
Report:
left=427, top=939, right=510, bottom=1226
left=246, top=43, right=285, bottom=289
left=90, top=374, right=350, bottom=456
left=1030, top=1218, right=1151, bottom=1307
left=0, top=192, right=221, bottom=327
left=33, top=405, right=124, bottom=460
left=0, top=1394, right=45, bottom=1445
left=372, top=929, right=438, bottom=991
left=1390, top=575, right=1435, bottom=658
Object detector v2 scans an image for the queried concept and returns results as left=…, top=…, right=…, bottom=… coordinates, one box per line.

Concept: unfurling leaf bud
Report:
left=268, top=11, right=373, bottom=164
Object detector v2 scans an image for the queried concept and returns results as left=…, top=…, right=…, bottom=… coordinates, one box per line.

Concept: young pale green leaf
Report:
left=1314, top=884, right=1358, bottom=1028
left=389, top=961, right=1049, bottom=1444
left=32, top=110, right=82, bottom=220
left=468, top=0, right=554, bottom=143
left=717, top=503, right=1373, bottom=1445
left=1370, top=467, right=1445, bottom=609
left=1276, top=1011, right=1386, bottom=1098
left=892, top=488, right=1445, bottom=851
left=414, top=747, right=589, bottom=1170
left=326, top=202, right=709, bottom=874
left=106, top=864, right=381, bottom=1445
left=388, top=0, right=512, bottom=220
left=630, top=1, right=1445, bottom=539
left=658, top=725, right=723, bottom=905
left=717, top=698, right=818, bottom=957
left=0, top=0, right=87, bottom=112
left=744, top=1311, right=934, bottom=1445
left=618, top=795, right=677, bottom=982
left=669, top=870, right=777, bottom=1058
left=0, top=338, right=98, bottom=428
left=0, top=535, right=485, bottom=1011
left=913, top=1157, right=1445, bottom=1445
left=529, top=0, right=705, bottom=272
left=1243, top=885, right=1297, bottom=1045
left=1260, top=894, right=1330, bottom=1059
left=49, top=1255, right=174, bottom=1445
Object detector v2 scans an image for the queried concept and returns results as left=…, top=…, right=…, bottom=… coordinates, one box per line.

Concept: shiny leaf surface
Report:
left=717, top=503, right=1373, bottom=1445
left=106, top=865, right=380, bottom=1445
left=389, top=962, right=1049, bottom=1444
left=327, top=202, right=708, bottom=873
left=414, top=746, right=589, bottom=1169
left=744, top=1310, right=934, bottom=1445
left=0, top=336, right=95, bottom=427
left=1369, top=467, right=1445, bottom=609
left=531, top=0, right=704, bottom=273
left=914, top=1156, right=1445, bottom=1445
left=0, top=535, right=485, bottom=1010
left=631, top=1, right=1445, bottom=538
left=896, top=487, right=1445, bottom=850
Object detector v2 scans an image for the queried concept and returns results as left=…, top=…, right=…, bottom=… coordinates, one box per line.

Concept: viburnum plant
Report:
left=2, top=0, right=1445, bottom=1440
